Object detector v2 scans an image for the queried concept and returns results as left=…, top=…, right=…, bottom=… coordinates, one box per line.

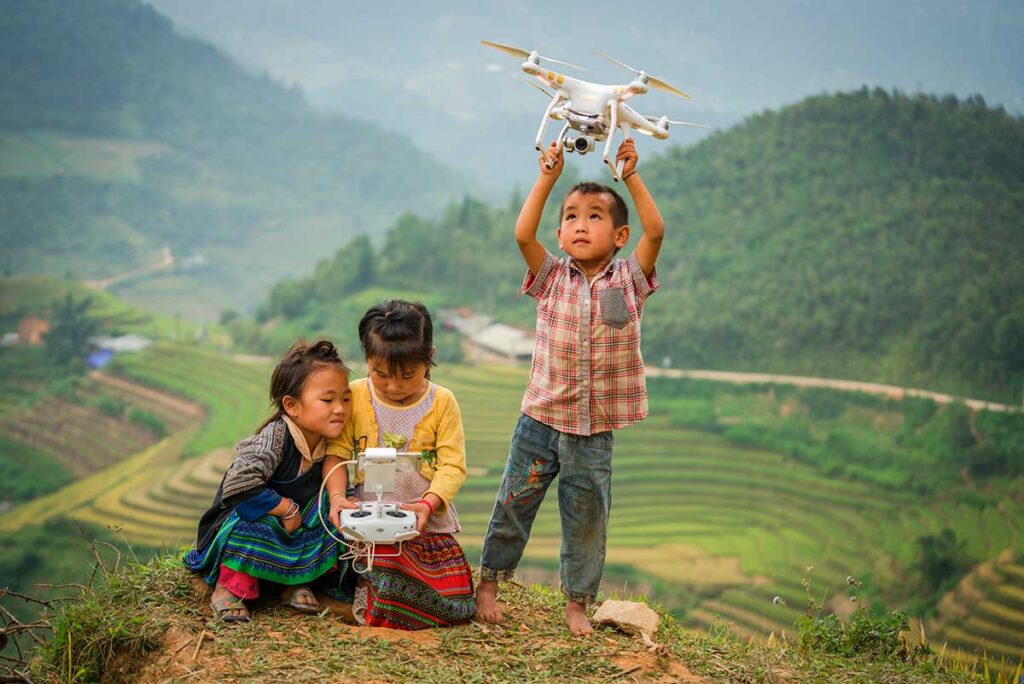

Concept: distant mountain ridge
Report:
left=0, top=0, right=462, bottom=319
left=249, top=89, right=1024, bottom=401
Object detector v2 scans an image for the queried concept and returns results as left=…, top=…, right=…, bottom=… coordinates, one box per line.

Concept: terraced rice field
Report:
left=3, top=353, right=1020, bottom=670
left=927, top=553, right=1024, bottom=671
left=0, top=343, right=266, bottom=539
left=0, top=373, right=201, bottom=476
left=109, top=343, right=271, bottom=457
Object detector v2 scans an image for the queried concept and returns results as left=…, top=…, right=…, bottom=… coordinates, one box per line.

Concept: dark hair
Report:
left=358, top=300, right=435, bottom=378
left=260, top=339, right=349, bottom=430
left=559, top=182, right=629, bottom=228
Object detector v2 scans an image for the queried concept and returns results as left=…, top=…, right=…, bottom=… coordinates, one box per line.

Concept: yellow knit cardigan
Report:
left=325, top=378, right=467, bottom=513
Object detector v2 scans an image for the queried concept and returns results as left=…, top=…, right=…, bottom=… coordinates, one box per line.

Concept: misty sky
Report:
left=147, top=0, right=1023, bottom=188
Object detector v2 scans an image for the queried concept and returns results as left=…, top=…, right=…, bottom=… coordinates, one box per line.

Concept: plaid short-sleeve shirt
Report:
left=521, top=251, right=659, bottom=436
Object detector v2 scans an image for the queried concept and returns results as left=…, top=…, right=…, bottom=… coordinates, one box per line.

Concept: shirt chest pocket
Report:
left=598, top=287, right=630, bottom=329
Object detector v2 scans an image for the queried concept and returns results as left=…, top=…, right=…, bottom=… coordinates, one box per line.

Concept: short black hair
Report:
left=559, top=182, right=629, bottom=227
left=358, top=300, right=436, bottom=378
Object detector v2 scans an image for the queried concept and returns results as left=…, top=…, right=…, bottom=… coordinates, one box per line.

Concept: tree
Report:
left=914, top=528, right=968, bottom=597
left=43, top=294, right=99, bottom=367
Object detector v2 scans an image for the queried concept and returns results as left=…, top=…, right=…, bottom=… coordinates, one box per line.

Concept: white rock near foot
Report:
left=592, top=600, right=660, bottom=638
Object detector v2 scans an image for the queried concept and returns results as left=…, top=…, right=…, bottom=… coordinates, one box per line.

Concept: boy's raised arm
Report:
left=618, top=140, right=664, bottom=276
left=515, top=142, right=564, bottom=274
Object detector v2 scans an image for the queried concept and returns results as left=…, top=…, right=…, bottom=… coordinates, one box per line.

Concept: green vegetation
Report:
left=646, top=377, right=1024, bottom=493
left=126, top=407, right=165, bottom=438
left=0, top=434, right=73, bottom=502
left=108, top=343, right=269, bottom=457
left=0, top=275, right=200, bottom=342
left=911, top=529, right=971, bottom=615
left=799, top=608, right=916, bottom=661
left=28, top=553, right=991, bottom=683
left=0, top=0, right=461, bottom=318
left=251, top=90, right=1023, bottom=402
left=932, top=557, right=1024, bottom=668
left=644, top=89, right=1024, bottom=402
left=43, top=293, right=98, bottom=368
left=0, top=349, right=205, bottom=506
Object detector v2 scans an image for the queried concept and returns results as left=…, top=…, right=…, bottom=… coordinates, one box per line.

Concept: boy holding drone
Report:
left=477, top=137, right=663, bottom=636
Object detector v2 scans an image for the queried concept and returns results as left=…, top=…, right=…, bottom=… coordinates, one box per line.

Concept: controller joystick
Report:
left=340, top=501, right=418, bottom=544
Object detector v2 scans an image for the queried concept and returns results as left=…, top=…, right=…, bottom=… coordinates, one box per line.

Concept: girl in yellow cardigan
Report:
left=323, top=300, right=475, bottom=629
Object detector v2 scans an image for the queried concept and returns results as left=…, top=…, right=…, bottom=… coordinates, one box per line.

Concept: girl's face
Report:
left=367, top=357, right=429, bottom=406
left=283, top=365, right=352, bottom=446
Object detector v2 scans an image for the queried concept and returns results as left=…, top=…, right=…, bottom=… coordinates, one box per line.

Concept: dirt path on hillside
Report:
left=645, top=367, right=1020, bottom=413
left=84, top=246, right=174, bottom=290
left=90, top=371, right=204, bottom=418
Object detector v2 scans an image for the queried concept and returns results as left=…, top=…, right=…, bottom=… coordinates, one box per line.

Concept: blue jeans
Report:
left=479, top=414, right=613, bottom=604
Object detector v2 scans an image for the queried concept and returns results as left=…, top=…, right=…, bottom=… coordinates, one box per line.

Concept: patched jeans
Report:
left=479, top=413, right=613, bottom=604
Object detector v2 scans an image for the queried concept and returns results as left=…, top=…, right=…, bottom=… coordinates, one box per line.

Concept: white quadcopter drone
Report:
left=483, top=40, right=709, bottom=181
left=319, top=447, right=421, bottom=572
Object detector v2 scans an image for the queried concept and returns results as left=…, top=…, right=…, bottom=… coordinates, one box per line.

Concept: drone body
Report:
left=483, top=40, right=709, bottom=181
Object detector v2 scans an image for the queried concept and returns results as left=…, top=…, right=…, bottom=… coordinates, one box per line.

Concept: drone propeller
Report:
left=482, top=40, right=585, bottom=71
left=596, top=50, right=692, bottom=100
left=643, top=115, right=711, bottom=129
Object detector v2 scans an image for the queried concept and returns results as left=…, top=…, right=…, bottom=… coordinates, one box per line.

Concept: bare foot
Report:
left=475, top=579, right=503, bottom=623
left=565, top=600, right=593, bottom=637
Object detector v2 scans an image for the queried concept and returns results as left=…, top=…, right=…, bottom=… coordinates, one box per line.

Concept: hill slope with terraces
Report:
left=2, top=343, right=1020, bottom=675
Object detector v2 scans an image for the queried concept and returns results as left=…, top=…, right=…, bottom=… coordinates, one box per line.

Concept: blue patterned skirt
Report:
left=183, top=493, right=341, bottom=587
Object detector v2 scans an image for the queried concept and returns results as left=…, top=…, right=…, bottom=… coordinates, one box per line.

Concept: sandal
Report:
left=210, top=596, right=251, bottom=623
left=283, top=584, right=321, bottom=615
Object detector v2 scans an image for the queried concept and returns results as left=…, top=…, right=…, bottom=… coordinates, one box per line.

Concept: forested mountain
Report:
left=0, top=0, right=461, bottom=318
left=247, top=89, right=1023, bottom=401
left=643, top=89, right=1023, bottom=398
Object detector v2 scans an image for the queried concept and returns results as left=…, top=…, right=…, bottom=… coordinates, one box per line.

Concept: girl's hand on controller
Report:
left=400, top=501, right=432, bottom=532
left=328, top=494, right=358, bottom=530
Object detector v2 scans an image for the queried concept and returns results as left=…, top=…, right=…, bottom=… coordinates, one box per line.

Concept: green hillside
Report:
left=643, top=88, right=1024, bottom=401
left=0, top=0, right=461, bottom=319
left=247, top=90, right=1023, bottom=402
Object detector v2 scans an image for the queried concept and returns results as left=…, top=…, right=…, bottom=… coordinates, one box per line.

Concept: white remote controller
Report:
left=340, top=501, right=419, bottom=544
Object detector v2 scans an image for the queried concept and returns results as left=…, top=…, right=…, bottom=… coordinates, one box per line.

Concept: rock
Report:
left=592, top=600, right=660, bottom=638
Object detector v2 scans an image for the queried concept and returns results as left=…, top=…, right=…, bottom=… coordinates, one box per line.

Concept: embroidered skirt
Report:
left=363, top=533, right=476, bottom=629
left=183, top=494, right=341, bottom=587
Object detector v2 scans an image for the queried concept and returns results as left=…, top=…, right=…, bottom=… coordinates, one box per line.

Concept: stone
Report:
left=592, top=600, right=660, bottom=638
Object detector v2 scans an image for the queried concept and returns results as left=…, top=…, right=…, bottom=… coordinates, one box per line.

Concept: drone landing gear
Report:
left=535, top=94, right=565, bottom=153
left=601, top=102, right=632, bottom=182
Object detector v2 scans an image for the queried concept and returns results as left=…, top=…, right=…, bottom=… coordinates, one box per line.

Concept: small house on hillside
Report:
left=85, top=334, right=153, bottom=369
left=91, top=333, right=153, bottom=354
left=439, top=309, right=535, bottom=363
left=439, top=308, right=492, bottom=336
left=467, top=323, right=535, bottom=362
left=17, top=316, right=50, bottom=345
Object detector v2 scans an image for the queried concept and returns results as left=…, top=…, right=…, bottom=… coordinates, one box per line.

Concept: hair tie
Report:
left=384, top=310, right=392, bottom=318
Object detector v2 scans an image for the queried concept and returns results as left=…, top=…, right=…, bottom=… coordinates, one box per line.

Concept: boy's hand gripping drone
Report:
left=482, top=40, right=709, bottom=181
left=319, top=447, right=420, bottom=572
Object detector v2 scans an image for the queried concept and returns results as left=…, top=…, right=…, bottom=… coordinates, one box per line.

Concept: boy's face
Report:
left=557, top=190, right=629, bottom=264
